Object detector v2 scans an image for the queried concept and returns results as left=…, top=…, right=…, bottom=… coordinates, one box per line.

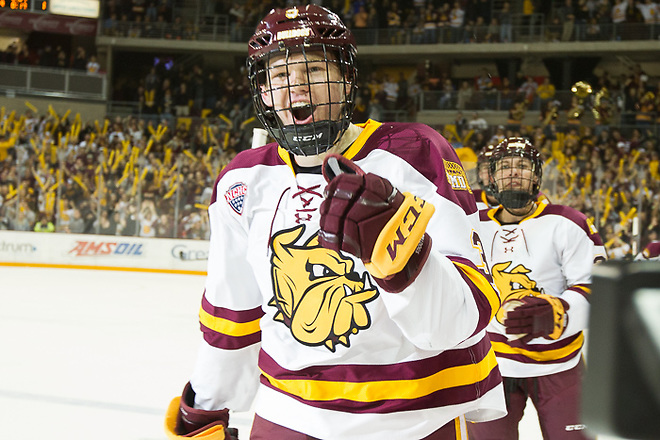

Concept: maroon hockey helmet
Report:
left=247, top=5, right=358, bottom=156
left=476, top=143, right=496, bottom=196
left=489, top=137, right=543, bottom=210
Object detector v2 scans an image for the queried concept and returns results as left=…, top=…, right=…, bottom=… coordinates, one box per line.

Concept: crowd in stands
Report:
left=0, top=42, right=101, bottom=74
left=105, top=48, right=660, bottom=141
left=0, top=97, right=658, bottom=259
left=97, top=0, right=660, bottom=43
left=0, top=109, right=237, bottom=241
left=0, top=1, right=659, bottom=259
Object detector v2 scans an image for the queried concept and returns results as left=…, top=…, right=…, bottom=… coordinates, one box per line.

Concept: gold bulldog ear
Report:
left=492, top=261, right=512, bottom=273
left=510, top=264, right=532, bottom=274
left=271, top=224, right=306, bottom=256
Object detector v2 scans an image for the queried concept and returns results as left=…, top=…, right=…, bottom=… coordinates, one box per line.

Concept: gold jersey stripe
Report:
left=260, top=347, right=498, bottom=403
left=199, top=306, right=261, bottom=337
left=571, top=285, right=591, bottom=295
left=454, top=261, right=500, bottom=323
left=343, top=119, right=382, bottom=160
left=492, top=332, right=584, bottom=362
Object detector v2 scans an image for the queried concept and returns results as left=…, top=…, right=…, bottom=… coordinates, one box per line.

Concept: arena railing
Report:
left=0, top=64, right=107, bottom=101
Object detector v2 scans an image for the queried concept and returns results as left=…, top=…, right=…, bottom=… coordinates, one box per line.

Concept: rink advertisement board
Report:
left=0, top=231, right=209, bottom=274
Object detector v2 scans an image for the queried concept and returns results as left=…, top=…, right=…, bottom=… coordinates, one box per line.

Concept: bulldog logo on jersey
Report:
left=491, top=261, right=544, bottom=325
left=269, top=224, right=379, bottom=352
left=224, top=182, right=247, bottom=215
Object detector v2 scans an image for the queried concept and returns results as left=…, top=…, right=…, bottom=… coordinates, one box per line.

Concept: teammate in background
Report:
left=474, top=144, right=500, bottom=210
left=165, top=5, right=505, bottom=440
left=468, top=138, right=607, bottom=440
left=474, top=143, right=552, bottom=212
left=635, top=240, right=660, bottom=261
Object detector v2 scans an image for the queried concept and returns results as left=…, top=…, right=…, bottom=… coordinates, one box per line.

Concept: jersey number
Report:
left=472, top=230, right=491, bottom=275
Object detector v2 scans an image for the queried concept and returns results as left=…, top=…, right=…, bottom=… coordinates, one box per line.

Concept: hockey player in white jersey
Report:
left=468, top=138, right=607, bottom=440
left=474, top=144, right=499, bottom=210
left=164, top=5, right=506, bottom=440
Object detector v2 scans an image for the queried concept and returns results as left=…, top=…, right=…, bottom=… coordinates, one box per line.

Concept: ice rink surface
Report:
left=0, top=266, right=605, bottom=440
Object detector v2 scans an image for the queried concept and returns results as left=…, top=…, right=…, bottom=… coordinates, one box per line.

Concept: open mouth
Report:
left=291, top=102, right=316, bottom=124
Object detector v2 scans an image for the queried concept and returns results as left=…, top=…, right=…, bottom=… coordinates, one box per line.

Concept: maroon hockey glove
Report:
left=319, top=156, right=404, bottom=260
left=165, top=382, right=238, bottom=439
left=503, top=294, right=569, bottom=342
left=319, top=154, right=434, bottom=292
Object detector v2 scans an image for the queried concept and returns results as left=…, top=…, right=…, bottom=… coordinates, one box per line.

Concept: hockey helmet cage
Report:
left=489, top=137, right=543, bottom=210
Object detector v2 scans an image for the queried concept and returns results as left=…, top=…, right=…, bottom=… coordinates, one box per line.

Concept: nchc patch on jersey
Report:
left=224, top=182, right=247, bottom=214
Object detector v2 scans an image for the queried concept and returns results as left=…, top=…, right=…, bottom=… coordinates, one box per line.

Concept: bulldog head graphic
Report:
left=269, top=225, right=379, bottom=352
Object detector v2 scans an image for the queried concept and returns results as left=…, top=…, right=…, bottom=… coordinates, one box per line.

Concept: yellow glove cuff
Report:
left=365, top=192, right=435, bottom=279
left=164, top=396, right=227, bottom=440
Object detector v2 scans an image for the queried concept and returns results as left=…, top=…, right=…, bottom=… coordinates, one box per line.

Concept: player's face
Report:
left=261, top=50, right=346, bottom=126
left=494, top=157, right=536, bottom=192
left=478, top=162, right=490, bottom=185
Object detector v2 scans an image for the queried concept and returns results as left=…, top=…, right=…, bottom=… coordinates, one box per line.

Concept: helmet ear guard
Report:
left=489, top=137, right=543, bottom=211
left=247, top=6, right=358, bottom=156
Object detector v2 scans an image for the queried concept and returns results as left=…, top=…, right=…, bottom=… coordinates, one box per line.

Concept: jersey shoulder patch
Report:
left=225, top=182, right=247, bottom=215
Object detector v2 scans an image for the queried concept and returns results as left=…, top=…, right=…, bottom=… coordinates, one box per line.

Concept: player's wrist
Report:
left=371, top=233, right=432, bottom=293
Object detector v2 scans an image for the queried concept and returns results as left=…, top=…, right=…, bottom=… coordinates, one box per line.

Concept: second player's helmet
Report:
left=247, top=5, right=358, bottom=156
left=489, top=137, right=543, bottom=210
left=476, top=144, right=496, bottom=197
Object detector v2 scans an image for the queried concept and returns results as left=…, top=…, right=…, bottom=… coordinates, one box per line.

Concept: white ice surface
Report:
left=0, top=266, right=616, bottom=440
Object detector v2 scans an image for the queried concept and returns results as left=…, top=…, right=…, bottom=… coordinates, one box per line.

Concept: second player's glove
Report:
left=319, top=154, right=435, bottom=292
left=164, top=383, right=239, bottom=440
left=503, top=294, right=569, bottom=342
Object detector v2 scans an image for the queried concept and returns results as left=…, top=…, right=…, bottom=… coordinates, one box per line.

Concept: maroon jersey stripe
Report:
left=489, top=332, right=583, bottom=364
left=201, top=295, right=265, bottom=322
left=201, top=325, right=262, bottom=350
left=258, top=336, right=493, bottom=382
left=567, top=284, right=591, bottom=301
left=493, top=346, right=581, bottom=365
left=258, top=365, right=501, bottom=414
left=536, top=204, right=604, bottom=246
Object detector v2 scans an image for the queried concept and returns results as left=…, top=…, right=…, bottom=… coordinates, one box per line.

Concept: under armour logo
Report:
left=295, top=213, right=313, bottom=223
left=504, top=247, right=514, bottom=253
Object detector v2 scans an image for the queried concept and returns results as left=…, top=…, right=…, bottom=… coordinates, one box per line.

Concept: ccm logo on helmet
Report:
left=292, top=132, right=324, bottom=142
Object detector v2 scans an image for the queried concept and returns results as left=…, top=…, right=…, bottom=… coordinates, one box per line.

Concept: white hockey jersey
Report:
left=189, top=120, right=506, bottom=440
left=479, top=202, right=607, bottom=378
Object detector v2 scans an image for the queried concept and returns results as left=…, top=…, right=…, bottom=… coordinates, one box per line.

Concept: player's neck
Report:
left=497, top=201, right=537, bottom=224
left=293, top=123, right=363, bottom=168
